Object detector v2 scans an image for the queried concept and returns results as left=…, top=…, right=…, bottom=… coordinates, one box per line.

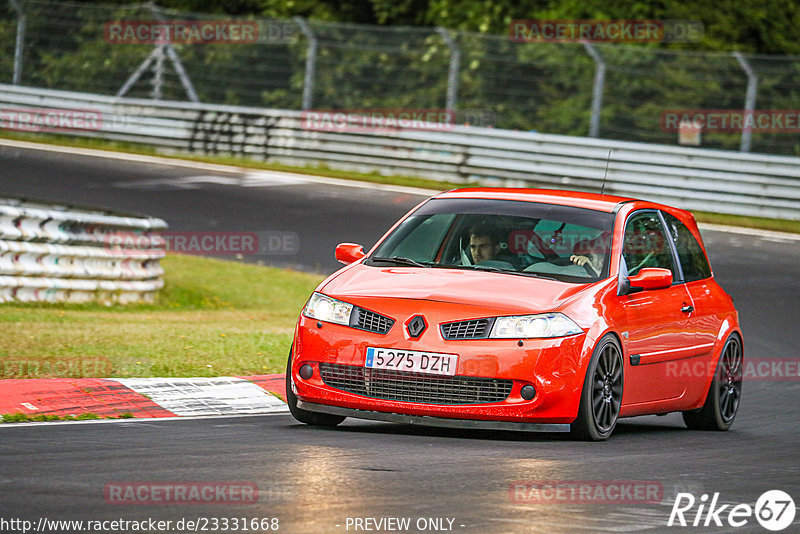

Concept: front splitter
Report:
left=297, top=400, right=571, bottom=433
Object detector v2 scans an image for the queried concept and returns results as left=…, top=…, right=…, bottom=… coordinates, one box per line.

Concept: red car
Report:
left=286, top=188, right=742, bottom=440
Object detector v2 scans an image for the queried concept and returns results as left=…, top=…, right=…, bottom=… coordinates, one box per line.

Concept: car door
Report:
left=661, top=212, right=719, bottom=358
left=619, top=210, right=695, bottom=406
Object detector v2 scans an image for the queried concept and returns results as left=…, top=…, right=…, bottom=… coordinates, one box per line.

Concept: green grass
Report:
left=0, top=412, right=133, bottom=423
left=3, top=130, right=798, bottom=234
left=692, top=211, right=800, bottom=234
left=0, top=254, right=324, bottom=378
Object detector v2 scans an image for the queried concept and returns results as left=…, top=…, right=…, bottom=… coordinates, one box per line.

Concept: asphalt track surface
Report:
left=1, top=142, right=799, bottom=533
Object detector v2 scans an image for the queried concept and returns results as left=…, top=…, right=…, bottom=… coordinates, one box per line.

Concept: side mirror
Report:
left=623, top=268, right=673, bottom=294
left=335, top=243, right=365, bottom=265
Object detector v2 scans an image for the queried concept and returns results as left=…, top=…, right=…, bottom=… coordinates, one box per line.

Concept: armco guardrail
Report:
left=0, top=196, right=167, bottom=304
left=2, top=84, right=800, bottom=220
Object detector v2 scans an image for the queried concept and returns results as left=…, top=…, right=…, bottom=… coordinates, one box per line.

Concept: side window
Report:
left=622, top=212, right=678, bottom=277
left=392, top=213, right=455, bottom=261
left=663, top=212, right=712, bottom=282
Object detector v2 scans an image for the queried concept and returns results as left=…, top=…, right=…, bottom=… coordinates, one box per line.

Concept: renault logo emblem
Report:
left=406, top=315, right=427, bottom=338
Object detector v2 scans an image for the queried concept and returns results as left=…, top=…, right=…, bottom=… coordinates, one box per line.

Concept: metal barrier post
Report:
left=116, top=5, right=199, bottom=102
left=294, top=17, right=317, bottom=111
left=164, top=45, right=200, bottom=103
left=583, top=42, right=605, bottom=138
left=9, top=0, right=25, bottom=85
left=150, top=4, right=199, bottom=102
left=733, top=51, right=758, bottom=153
left=116, top=50, right=156, bottom=99
left=436, top=27, right=460, bottom=115
left=151, top=44, right=165, bottom=100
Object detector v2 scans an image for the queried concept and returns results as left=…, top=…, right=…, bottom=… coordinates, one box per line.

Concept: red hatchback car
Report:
left=287, top=189, right=742, bottom=440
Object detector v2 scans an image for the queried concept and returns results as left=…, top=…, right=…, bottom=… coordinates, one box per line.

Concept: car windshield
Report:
left=368, top=197, right=616, bottom=283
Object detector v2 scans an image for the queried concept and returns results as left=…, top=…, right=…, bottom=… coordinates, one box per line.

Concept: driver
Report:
left=570, top=253, right=601, bottom=276
left=469, top=223, right=501, bottom=263
left=569, top=233, right=610, bottom=276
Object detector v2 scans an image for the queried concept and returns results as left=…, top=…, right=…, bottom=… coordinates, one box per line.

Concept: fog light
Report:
left=520, top=385, right=536, bottom=400
left=299, top=364, right=313, bottom=380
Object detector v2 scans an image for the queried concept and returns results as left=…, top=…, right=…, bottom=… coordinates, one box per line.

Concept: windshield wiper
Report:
left=471, top=265, right=504, bottom=272
left=370, top=256, right=431, bottom=268
left=463, top=264, right=560, bottom=281
left=518, top=272, right=560, bottom=281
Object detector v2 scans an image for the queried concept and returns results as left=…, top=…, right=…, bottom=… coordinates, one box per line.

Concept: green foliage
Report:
left=3, top=0, right=800, bottom=154
left=53, top=0, right=800, bottom=53
left=0, top=412, right=104, bottom=423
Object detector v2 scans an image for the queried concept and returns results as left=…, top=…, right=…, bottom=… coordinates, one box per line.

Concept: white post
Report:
left=151, top=44, right=165, bottom=100
left=294, top=17, right=317, bottom=110
left=583, top=42, right=605, bottom=138
left=9, top=0, right=26, bottom=85
left=436, top=27, right=460, bottom=115
left=733, top=51, right=758, bottom=153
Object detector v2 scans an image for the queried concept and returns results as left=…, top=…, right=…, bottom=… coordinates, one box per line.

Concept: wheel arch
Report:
left=696, top=317, right=743, bottom=406
left=580, top=320, right=626, bottom=377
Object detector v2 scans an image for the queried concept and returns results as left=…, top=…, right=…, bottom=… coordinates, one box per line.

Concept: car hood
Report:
left=322, top=265, right=590, bottom=315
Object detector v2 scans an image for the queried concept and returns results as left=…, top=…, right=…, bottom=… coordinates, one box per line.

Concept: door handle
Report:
left=681, top=305, right=694, bottom=313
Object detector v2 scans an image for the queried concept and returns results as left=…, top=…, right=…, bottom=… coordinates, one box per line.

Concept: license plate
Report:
left=365, top=347, right=458, bottom=376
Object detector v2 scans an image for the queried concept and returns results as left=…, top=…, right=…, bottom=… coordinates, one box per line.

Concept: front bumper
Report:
left=297, top=400, right=571, bottom=432
left=292, top=303, right=592, bottom=424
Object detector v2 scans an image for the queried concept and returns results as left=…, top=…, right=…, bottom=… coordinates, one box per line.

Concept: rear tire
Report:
left=285, top=351, right=346, bottom=427
left=570, top=335, right=624, bottom=441
left=682, top=334, right=742, bottom=431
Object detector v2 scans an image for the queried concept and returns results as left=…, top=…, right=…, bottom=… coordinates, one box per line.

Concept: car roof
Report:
left=435, top=188, right=636, bottom=213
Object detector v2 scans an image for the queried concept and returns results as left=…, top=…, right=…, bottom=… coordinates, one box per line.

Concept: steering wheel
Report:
left=550, top=256, right=598, bottom=277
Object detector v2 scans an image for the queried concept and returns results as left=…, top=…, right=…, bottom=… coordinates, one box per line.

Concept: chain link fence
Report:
left=2, top=0, right=800, bottom=156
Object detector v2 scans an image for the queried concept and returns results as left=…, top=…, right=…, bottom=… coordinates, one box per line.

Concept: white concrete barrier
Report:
left=0, top=197, right=167, bottom=304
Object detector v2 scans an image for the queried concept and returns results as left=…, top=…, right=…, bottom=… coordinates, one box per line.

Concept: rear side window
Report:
left=663, top=212, right=712, bottom=282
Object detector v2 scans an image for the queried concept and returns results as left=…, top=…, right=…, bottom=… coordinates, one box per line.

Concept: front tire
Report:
left=682, top=334, right=742, bottom=431
left=570, top=335, right=624, bottom=441
left=285, top=351, right=346, bottom=427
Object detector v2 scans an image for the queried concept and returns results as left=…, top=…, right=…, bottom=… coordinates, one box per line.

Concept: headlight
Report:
left=489, top=313, right=582, bottom=339
left=303, top=292, right=353, bottom=326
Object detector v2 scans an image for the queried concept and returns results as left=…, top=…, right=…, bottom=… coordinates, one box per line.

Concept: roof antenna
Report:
left=600, top=149, right=612, bottom=196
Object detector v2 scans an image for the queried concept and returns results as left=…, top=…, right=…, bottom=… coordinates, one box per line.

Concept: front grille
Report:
left=440, top=318, right=491, bottom=339
left=319, top=362, right=512, bottom=405
left=352, top=307, right=394, bottom=334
